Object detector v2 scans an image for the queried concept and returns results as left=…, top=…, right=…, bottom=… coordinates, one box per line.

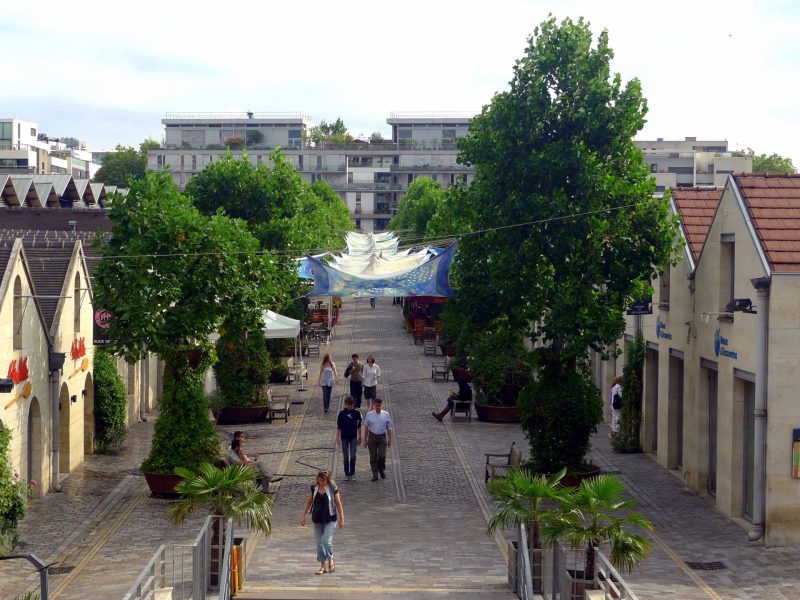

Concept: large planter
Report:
left=439, top=344, right=457, bottom=357
left=562, top=465, right=602, bottom=488
left=475, top=404, right=520, bottom=423
left=143, top=471, right=183, bottom=498
left=451, top=367, right=474, bottom=383
left=269, top=370, right=288, bottom=384
left=216, top=405, right=269, bottom=425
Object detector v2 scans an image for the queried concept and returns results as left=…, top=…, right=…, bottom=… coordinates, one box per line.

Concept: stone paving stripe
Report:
left=648, top=528, right=724, bottom=600
left=49, top=492, right=147, bottom=599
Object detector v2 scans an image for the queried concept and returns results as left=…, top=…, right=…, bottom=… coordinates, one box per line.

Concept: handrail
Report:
left=213, top=518, right=234, bottom=600
left=0, top=554, right=50, bottom=599
left=121, top=544, right=167, bottom=600
left=593, top=547, right=639, bottom=600
left=517, top=523, right=535, bottom=600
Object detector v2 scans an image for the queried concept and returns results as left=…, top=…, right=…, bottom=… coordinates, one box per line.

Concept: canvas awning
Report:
left=262, top=310, right=301, bottom=339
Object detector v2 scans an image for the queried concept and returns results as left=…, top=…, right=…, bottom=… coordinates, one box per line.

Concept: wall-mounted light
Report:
left=726, top=298, right=756, bottom=314
left=0, top=378, right=13, bottom=394
left=81, top=389, right=87, bottom=398
left=70, top=395, right=77, bottom=404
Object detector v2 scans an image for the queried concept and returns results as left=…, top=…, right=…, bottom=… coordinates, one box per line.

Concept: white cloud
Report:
left=1, top=0, right=798, bottom=162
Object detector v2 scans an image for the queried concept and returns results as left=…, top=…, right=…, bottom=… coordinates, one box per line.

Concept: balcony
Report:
left=331, top=183, right=403, bottom=191
left=390, top=163, right=471, bottom=172
left=297, top=164, right=346, bottom=172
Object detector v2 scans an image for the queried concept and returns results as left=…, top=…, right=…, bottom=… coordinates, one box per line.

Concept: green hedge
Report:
left=93, top=349, right=128, bottom=453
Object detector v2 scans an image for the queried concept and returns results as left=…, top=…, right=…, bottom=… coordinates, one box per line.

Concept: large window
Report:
left=0, top=122, right=11, bottom=144
left=74, top=273, right=81, bottom=333
left=719, top=235, right=735, bottom=315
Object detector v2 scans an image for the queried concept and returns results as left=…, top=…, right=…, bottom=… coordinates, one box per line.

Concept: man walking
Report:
left=344, top=354, right=364, bottom=409
left=336, top=396, right=362, bottom=480
left=363, top=398, right=393, bottom=481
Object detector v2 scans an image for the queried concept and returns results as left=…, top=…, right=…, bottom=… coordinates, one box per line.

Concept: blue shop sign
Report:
left=656, top=316, right=672, bottom=340
left=714, top=329, right=738, bottom=359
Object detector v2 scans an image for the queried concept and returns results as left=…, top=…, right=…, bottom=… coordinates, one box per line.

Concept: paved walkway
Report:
left=3, top=298, right=800, bottom=599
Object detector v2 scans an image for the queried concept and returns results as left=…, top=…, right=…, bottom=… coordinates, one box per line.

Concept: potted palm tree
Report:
left=487, top=468, right=566, bottom=593
left=542, top=474, right=653, bottom=593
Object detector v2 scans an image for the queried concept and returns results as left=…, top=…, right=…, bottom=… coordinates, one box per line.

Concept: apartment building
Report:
left=598, top=175, right=800, bottom=545
left=0, top=117, right=101, bottom=179
left=635, top=137, right=752, bottom=193
left=147, top=112, right=475, bottom=232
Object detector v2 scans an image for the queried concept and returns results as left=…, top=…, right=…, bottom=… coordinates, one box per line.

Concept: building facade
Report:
left=635, top=137, right=752, bottom=193
left=0, top=118, right=101, bottom=179
left=147, top=112, right=475, bottom=233
left=598, top=175, right=800, bottom=546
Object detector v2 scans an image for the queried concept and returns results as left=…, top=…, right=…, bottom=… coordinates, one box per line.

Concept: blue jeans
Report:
left=350, top=380, right=363, bottom=408
left=314, top=521, right=336, bottom=562
left=342, top=437, right=357, bottom=476
left=322, top=386, right=332, bottom=411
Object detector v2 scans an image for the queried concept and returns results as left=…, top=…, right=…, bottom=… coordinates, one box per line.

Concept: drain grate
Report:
left=48, top=566, right=75, bottom=575
left=685, top=561, right=726, bottom=571
left=126, top=468, right=144, bottom=476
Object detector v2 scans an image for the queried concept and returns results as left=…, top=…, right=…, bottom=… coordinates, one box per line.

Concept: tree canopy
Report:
left=93, top=170, right=282, bottom=362
left=735, top=148, right=797, bottom=174
left=389, top=177, right=446, bottom=242
left=92, top=145, right=147, bottom=187
left=307, top=118, right=353, bottom=145
left=455, top=16, right=678, bottom=356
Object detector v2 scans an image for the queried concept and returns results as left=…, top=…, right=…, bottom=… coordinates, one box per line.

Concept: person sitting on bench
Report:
left=227, top=431, right=283, bottom=491
left=432, top=381, right=472, bottom=421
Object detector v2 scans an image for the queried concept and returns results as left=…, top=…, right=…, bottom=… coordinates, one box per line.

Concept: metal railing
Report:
left=388, top=111, right=475, bottom=119
left=122, top=515, right=232, bottom=600
left=514, top=539, right=638, bottom=600
left=164, top=112, right=311, bottom=121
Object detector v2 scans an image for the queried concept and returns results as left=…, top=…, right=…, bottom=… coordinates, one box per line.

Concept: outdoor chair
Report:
left=269, top=394, right=290, bottom=422
left=307, top=340, right=320, bottom=357
left=431, top=360, right=449, bottom=382
left=485, top=442, right=523, bottom=482
left=423, top=338, right=437, bottom=356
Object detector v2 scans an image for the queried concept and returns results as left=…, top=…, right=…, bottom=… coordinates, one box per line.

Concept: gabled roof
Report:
left=90, top=183, right=107, bottom=206
left=73, top=178, right=95, bottom=205
left=11, top=177, right=34, bottom=207
left=19, top=243, right=77, bottom=333
left=733, top=173, right=800, bottom=273
left=33, top=182, right=58, bottom=207
left=28, top=174, right=75, bottom=197
left=0, top=240, right=51, bottom=344
left=671, top=187, right=724, bottom=263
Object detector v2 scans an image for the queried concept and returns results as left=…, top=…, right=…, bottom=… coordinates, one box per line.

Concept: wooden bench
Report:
left=269, top=394, right=290, bottom=422
left=451, top=394, right=473, bottom=422
left=431, top=360, right=449, bottom=382
left=485, top=442, right=523, bottom=482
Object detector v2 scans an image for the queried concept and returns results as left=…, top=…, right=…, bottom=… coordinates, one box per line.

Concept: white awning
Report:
left=262, top=310, right=300, bottom=339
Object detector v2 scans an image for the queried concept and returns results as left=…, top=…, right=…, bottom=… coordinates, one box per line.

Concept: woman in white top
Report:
left=318, top=354, right=337, bottom=413
left=362, top=355, right=381, bottom=411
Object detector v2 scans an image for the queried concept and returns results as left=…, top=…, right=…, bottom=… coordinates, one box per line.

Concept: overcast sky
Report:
left=2, top=0, right=798, bottom=162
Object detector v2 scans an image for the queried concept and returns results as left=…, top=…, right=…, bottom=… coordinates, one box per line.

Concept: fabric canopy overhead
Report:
left=345, top=232, right=400, bottom=256
left=308, top=242, right=457, bottom=298
left=262, top=310, right=301, bottom=339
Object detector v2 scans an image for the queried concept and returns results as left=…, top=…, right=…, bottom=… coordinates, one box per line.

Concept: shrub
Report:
left=613, top=332, right=645, bottom=453
left=467, top=323, right=531, bottom=406
left=93, top=349, right=128, bottom=453
left=0, top=424, right=33, bottom=554
left=519, top=349, right=603, bottom=473
left=214, top=328, right=272, bottom=408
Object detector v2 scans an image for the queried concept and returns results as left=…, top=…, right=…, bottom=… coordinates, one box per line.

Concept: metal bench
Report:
left=485, top=442, right=523, bottom=482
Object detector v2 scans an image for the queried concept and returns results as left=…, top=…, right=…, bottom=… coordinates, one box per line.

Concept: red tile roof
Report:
left=733, top=174, right=800, bottom=272
left=671, top=187, right=723, bottom=261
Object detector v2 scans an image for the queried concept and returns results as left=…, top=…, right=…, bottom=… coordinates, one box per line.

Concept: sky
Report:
left=2, top=0, right=799, bottom=162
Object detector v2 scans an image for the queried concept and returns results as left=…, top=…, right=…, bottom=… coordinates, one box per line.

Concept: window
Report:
left=355, top=193, right=362, bottom=214
left=157, top=155, right=165, bottom=168
left=655, top=185, right=666, bottom=193
left=30, top=128, right=36, bottom=137
left=355, top=218, right=362, bottom=230
left=0, top=122, right=11, bottom=143
left=407, top=174, right=413, bottom=184
left=74, top=273, right=81, bottom=333
left=719, top=234, right=735, bottom=316
left=650, top=163, right=658, bottom=173
left=432, top=174, right=438, bottom=182
left=192, top=155, right=197, bottom=171
left=13, top=276, right=23, bottom=349
left=450, top=174, right=455, bottom=185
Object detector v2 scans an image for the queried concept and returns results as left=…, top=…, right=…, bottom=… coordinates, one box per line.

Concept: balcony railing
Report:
left=0, top=143, right=38, bottom=152
left=164, top=111, right=311, bottom=121
left=390, top=163, right=471, bottom=172
left=331, top=183, right=403, bottom=191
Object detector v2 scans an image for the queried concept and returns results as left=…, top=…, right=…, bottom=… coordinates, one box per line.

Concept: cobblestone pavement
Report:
left=4, top=297, right=800, bottom=599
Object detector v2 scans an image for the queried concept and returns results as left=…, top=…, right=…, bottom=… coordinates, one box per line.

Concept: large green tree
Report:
left=308, top=118, right=353, bottom=145
left=93, top=171, right=282, bottom=474
left=389, top=177, right=446, bottom=242
left=454, top=17, right=678, bottom=472
left=93, top=139, right=159, bottom=187
left=735, top=148, right=797, bottom=173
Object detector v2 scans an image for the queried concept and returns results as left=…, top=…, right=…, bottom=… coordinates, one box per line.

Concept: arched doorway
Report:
left=59, top=382, right=71, bottom=474
left=27, top=398, right=43, bottom=499
left=83, top=372, right=94, bottom=455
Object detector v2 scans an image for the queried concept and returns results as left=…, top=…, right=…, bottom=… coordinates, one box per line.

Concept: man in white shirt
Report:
left=363, top=398, right=393, bottom=481
left=362, top=355, right=381, bottom=411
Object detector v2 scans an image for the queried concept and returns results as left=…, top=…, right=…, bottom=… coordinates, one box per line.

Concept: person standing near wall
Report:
left=609, top=376, right=623, bottom=439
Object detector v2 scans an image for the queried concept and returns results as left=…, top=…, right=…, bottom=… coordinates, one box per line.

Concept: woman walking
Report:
left=300, top=471, right=345, bottom=574
left=362, top=355, right=381, bottom=411
left=318, top=354, right=337, bottom=413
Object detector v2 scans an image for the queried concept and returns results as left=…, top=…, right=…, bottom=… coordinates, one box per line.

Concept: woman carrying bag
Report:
left=300, top=471, right=345, bottom=574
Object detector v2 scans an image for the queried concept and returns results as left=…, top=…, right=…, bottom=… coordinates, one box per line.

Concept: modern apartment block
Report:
left=0, top=117, right=101, bottom=179
left=635, top=137, right=752, bottom=193
left=147, top=112, right=475, bottom=232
